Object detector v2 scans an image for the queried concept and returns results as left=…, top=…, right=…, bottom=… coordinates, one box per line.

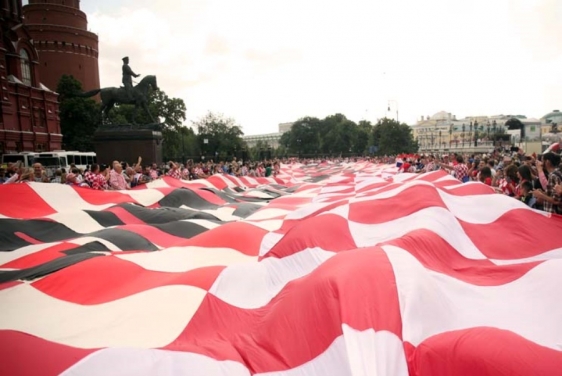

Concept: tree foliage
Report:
left=279, top=114, right=415, bottom=156
left=57, top=75, right=101, bottom=151
left=109, top=89, right=194, bottom=159
left=193, top=112, right=245, bottom=160
left=370, top=118, right=418, bottom=155
left=110, top=89, right=186, bottom=129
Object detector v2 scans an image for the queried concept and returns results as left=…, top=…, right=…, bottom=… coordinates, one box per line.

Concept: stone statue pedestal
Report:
left=93, top=125, right=163, bottom=166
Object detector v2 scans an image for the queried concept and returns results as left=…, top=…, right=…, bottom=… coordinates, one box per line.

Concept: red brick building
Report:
left=22, top=0, right=100, bottom=93
left=0, top=0, right=62, bottom=153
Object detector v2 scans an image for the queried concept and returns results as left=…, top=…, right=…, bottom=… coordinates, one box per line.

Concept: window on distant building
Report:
left=20, top=49, right=32, bottom=86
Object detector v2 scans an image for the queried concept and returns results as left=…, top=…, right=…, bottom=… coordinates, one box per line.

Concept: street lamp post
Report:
left=387, top=100, right=399, bottom=123
left=430, top=132, right=435, bottom=150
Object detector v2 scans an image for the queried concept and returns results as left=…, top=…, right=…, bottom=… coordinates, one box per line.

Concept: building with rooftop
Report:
left=411, top=111, right=541, bottom=152
left=22, top=0, right=100, bottom=92
left=243, top=122, right=294, bottom=148
left=0, top=0, right=62, bottom=153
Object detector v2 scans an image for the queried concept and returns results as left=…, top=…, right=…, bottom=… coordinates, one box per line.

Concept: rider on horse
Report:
left=122, top=56, right=140, bottom=101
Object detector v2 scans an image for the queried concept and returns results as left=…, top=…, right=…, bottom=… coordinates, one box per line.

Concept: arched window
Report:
left=20, top=49, right=32, bottom=86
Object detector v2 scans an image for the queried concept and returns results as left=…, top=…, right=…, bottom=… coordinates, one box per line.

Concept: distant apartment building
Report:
left=410, top=111, right=542, bottom=152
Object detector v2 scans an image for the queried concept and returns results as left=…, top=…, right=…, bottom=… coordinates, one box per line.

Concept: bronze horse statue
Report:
left=80, top=75, right=159, bottom=125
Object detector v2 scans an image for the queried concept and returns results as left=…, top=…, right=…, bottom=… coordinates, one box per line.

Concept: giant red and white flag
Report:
left=1, top=162, right=561, bottom=375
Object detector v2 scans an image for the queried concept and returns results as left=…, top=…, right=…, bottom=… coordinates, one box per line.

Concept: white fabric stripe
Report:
left=258, top=329, right=406, bottom=376
left=259, top=232, right=284, bottom=257
left=209, top=247, right=335, bottom=309
left=243, top=190, right=276, bottom=199
left=29, top=183, right=114, bottom=212
left=68, top=237, right=122, bottom=251
left=45, top=211, right=105, bottom=233
left=116, top=247, right=257, bottom=273
left=180, top=219, right=222, bottom=230
left=118, top=189, right=165, bottom=207
left=244, top=219, right=284, bottom=232
left=245, top=208, right=291, bottom=221
left=490, top=247, right=562, bottom=265
left=354, top=177, right=388, bottom=191
left=284, top=202, right=337, bottom=220
left=384, top=245, right=562, bottom=350
left=59, top=328, right=406, bottom=376
left=320, top=185, right=353, bottom=194
left=347, top=206, right=486, bottom=260
left=143, top=179, right=171, bottom=189
left=436, top=187, right=547, bottom=223
left=0, top=284, right=206, bottom=348
left=60, top=348, right=251, bottom=376
left=340, top=326, right=409, bottom=376
left=349, top=179, right=545, bottom=224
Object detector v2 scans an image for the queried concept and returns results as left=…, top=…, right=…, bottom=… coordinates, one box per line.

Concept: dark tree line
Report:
left=279, top=114, right=417, bottom=156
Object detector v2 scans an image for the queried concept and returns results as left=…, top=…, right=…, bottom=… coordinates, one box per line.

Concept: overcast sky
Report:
left=39, top=0, right=562, bottom=134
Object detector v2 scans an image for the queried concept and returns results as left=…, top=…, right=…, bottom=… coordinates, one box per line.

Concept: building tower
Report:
left=0, top=0, right=62, bottom=153
left=22, top=0, right=100, bottom=92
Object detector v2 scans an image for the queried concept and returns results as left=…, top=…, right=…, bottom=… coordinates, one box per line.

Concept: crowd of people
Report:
left=0, top=157, right=281, bottom=190
left=1, top=146, right=561, bottom=214
left=393, top=149, right=562, bottom=214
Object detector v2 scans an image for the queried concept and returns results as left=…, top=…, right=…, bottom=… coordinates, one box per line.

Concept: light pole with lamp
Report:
left=387, top=100, right=399, bottom=123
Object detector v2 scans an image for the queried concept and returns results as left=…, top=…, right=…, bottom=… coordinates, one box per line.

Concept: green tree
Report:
left=248, top=140, right=272, bottom=160
left=57, top=75, right=101, bottom=151
left=280, top=115, right=372, bottom=156
left=193, top=112, right=245, bottom=160
left=110, top=89, right=191, bottom=159
left=371, top=117, right=417, bottom=155
left=110, top=89, right=186, bottom=128
left=321, top=114, right=356, bottom=154
left=163, top=126, right=200, bottom=161
left=283, top=116, right=322, bottom=155
left=354, top=120, right=373, bottom=154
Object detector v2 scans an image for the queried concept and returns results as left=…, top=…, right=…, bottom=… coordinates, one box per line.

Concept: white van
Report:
left=33, top=151, right=97, bottom=172
left=1, top=152, right=37, bottom=168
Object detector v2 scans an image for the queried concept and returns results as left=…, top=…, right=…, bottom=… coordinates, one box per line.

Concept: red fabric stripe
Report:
left=105, top=206, right=146, bottom=225
left=31, top=255, right=223, bottom=304
left=265, top=214, right=357, bottom=259
left=0, top=330, right=95, bottom=376
left=0, top=184, right=56, bottom=218
left=14, top=231, right=42, bottom=245
left=165, top=248, right=401, bottom=373
left=1, top=242, right=78, bottom=269
left=459, top=210, right=562, bottom=259
left=406, top=328, right=562, bottom=376
left=176, top=222, right=267, bottom=256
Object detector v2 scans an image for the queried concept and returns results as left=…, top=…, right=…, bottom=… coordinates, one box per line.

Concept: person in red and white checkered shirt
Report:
left=89, top=164, right=109, bottom=190
left=166, top=161, right=182, bottom=179
left=439, top=155, right=469, bottom=182
left=83, top=169, right=94, bottom=188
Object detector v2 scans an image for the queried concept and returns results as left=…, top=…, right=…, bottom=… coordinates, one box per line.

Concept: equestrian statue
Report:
left=79, top=56, right=159, bottom=126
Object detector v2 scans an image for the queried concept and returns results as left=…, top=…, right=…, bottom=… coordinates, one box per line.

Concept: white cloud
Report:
left=85, top=0, right=562, bottom=135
